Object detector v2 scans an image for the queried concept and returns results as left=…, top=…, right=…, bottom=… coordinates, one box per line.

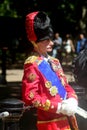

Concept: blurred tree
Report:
left=0, top=0, right=18, bottom=18
left=0, top=0, right=87, bottom=34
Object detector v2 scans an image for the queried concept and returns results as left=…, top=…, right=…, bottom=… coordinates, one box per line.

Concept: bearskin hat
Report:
left=25, top=11, right=53, bottom=42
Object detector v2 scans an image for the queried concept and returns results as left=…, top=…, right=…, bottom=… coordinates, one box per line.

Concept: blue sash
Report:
left=38, top=60, right=67, bottom=99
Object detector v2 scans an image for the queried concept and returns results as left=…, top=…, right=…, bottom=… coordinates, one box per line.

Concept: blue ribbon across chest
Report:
left=38, top=60, right=67, bottom=99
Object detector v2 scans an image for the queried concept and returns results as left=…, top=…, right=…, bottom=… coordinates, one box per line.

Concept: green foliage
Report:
left=0, top=0, right=19, bottom=18
left=0, top=0, right=87, bottom=33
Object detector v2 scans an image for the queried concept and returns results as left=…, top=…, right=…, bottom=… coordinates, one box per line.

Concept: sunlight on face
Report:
left=37, top=39, right=54, bottom=55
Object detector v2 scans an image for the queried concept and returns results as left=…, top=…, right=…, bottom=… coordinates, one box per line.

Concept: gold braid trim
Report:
left=37, top=116, right=68, bottom=124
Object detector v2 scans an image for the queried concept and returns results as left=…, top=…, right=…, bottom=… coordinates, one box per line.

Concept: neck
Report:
left=32, top=41, right=48, bottom=58
left=41, top=53, right=48, bottom=57
left=34, top=48, right=48, bottom=58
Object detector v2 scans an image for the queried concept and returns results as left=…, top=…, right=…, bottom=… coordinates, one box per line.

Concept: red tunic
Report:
left=22, top=52, right=79, bottom=130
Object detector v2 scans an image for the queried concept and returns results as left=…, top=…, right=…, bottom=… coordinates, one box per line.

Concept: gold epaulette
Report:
left=24, top=55, right=38, bottom=64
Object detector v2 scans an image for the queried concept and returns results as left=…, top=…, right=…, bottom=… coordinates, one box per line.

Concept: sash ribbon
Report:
left=38, top=60, right=67, bottom=99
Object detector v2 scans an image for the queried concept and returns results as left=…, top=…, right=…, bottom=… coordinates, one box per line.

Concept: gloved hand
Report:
left=56, top=98, right=78, bottom=116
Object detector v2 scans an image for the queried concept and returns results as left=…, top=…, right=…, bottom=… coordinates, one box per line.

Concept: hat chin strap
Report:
left=31, top=41, right=38, bottom=48
left=31, top=41, right=41, bottom=55
left=31, top=41, right=47, bottom=57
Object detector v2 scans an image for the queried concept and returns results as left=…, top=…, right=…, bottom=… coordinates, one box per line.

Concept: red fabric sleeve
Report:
left=22, top=63, right=61, bottom=114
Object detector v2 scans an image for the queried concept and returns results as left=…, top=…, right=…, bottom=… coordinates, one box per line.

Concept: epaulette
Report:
left=24, top=55, right=38, bottom=64
left=49, top=56, right=59, bottom=62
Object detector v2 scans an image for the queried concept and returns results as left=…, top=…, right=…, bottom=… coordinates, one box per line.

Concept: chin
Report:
left=47, top=48, right=52, bottom=52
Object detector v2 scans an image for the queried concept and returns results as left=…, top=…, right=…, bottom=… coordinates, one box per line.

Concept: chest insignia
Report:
left=28, top=73, right=36, bottom=82
left=49, top=86, right=58, bottom=96
left=45, top=81, right=52, bottom=88
left=29, top=91, right=34, bottom=99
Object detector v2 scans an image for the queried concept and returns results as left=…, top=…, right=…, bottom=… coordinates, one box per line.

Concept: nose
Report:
left=50, top=40, right=54, bottom=46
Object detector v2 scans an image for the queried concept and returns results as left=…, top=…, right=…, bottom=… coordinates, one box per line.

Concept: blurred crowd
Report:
left=50, top=32, right=87, bottom=65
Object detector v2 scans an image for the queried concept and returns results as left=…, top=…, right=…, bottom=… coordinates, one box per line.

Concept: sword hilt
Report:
left=76, top=106, right=87, bottom=119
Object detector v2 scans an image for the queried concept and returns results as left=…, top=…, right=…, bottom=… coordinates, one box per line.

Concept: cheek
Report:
left=38, top=45, right=46, bottom=51
left=43, top=46, right=47, bottom=51
left=42, top=44, right=47, bottom=49
left=38, top=42, right=48, bottom=51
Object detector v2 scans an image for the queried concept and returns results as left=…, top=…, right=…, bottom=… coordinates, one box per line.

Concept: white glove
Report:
left=56, top=98, right=78, bottom=116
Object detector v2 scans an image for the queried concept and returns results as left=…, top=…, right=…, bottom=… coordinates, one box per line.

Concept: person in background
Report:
left=22, top=11, right=79, bottom=130
left=52, top=33, right=63, bottom=63
left=63, top=34, right=75, bottom=65
left=76, top=33, right=87, bottom=54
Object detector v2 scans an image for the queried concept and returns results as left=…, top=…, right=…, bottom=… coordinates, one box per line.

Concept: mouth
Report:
left=47, top=47, right=52, bottom=52
left=47, top=46, right=52, bottom=49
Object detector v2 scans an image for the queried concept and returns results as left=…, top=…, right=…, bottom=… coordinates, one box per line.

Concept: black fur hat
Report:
left=25, top=11, right=53, bottom=42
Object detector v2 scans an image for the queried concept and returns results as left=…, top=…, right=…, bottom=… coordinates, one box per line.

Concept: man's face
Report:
left=37, top=39, right=54, bottom=54
left=80, top=34, right=84, bottom=39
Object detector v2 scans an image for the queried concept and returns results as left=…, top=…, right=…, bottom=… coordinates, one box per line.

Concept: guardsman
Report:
left=22, top=11, right=79, bottom=130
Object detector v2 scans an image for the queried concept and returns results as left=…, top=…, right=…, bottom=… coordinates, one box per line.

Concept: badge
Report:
left=45, top=81, right=52, bottom=88
left=29, top=91, right=34, bottom=99
left=33, top=100, right=40, bottom=108
left=28, top=73, right=36, bottom=82
left=43, top=100, right=51, bottom=111
left=49, top=86, right=58, bottom=96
